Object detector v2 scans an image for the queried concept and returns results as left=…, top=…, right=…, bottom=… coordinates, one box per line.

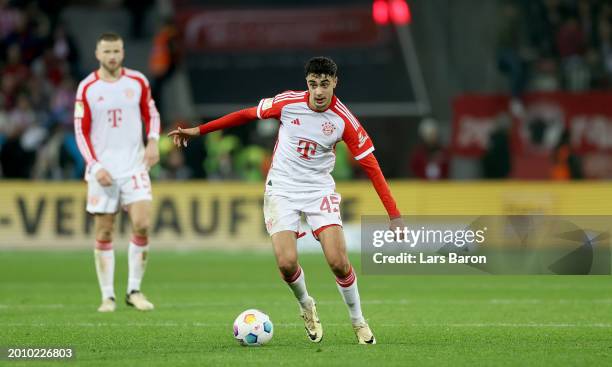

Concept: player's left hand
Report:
left=144, top=139, right=160, bottom=170
left=389, top=216, right=407, bottom=241
left=168, top=126, right=199, bottom=147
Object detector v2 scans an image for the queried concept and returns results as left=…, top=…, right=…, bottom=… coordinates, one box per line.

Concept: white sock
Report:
left=94, top=249, right=115, bottom=300
left=285, top=266, right=311, bottom=309
left=127, top=241, right=149, bottom=294
left=336, top=268, right=365, bottom=325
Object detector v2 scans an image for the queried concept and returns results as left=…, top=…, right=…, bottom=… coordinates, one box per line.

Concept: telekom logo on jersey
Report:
left=297, top=139, right=317, bottom=160
left=107, top=109, right=122, bottom=128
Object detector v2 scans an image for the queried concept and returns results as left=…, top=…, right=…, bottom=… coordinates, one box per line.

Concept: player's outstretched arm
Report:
left=168, top=107, right=258, bottom=148
left=357, top=153, right=406, bottom=233
left=338, top=110, right=405, bottom=231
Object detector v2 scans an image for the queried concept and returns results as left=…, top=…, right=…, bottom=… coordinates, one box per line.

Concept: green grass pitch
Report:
left=1, top=250, right=611, bottom=366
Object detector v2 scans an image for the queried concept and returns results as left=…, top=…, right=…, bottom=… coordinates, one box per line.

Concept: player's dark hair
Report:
left=97, top=32, right=123, bottom=45
left=304, top=57, right=338, bottom=77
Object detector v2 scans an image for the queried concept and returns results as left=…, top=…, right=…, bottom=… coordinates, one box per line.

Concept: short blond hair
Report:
left=97, top=32, right=122, bottom=45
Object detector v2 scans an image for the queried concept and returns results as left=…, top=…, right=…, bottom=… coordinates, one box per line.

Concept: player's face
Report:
left=306, top=73, right=337, bottom=111
left=95, top=39, right=124, bottom=73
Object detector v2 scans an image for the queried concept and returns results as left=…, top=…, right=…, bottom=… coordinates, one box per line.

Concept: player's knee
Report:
left=95, top=227, right=113, bottom=242
left=277, top=258, right=298, bottom=278
left=329, top=257, right=350, bottom=277
left=131, top=217, right=151, bottom=235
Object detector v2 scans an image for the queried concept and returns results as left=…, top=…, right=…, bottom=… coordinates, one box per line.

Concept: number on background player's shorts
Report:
left=87, top=171, right=153, bottom=214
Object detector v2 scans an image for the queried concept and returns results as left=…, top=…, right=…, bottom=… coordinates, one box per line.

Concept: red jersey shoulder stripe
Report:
left=275, top=90, right=305, bottom=97
left=335, top=100, right=360, bottom=131
left=258, top=91, right=306, bottom=119
left=274, top=91, right=306, bottom=103
left=331, top=104, right=359, bottom=131
left=76, top=72, right=98, bottom=100
left=275, top=95, right=307, bottom=104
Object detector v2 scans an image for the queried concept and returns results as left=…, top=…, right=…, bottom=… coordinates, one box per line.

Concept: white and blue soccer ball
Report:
left=233, top=309, right=274, bottom=346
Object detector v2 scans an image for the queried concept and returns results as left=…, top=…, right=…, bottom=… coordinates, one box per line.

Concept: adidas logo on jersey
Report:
left=291, top=119, right=300, bottom=125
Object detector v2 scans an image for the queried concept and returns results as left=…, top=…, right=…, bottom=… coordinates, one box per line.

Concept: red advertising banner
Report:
left=176, top=7, right=388, bottom=51
left=451, top=95, right=510, bottom=157
left=452, top=92, right=612, bottom=157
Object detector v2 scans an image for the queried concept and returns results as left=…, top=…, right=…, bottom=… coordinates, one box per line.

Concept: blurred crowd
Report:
left=0, top=0, right=82, bottom=179
left=497, top=0, right=612, bottom=113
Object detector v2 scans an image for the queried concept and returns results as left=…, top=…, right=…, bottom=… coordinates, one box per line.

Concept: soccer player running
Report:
left=74, top=33, right=161, bottom=312
left=169, top=57, right=404, bottom=344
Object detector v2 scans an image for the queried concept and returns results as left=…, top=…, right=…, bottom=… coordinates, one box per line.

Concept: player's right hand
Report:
left=389, top=216, right=407, bottom=241
left=168, top=127, right=199, bottom=148
left=95, top=168, right=113, bottom=187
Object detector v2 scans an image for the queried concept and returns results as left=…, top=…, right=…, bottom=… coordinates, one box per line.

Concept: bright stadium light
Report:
left=389, top=0, right=411, bottom=25
left=373, top=0, right=411, bottom=25
left=372, top=0, right=390, bottom=25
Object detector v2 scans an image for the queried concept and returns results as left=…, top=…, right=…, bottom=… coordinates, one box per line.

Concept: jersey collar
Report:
left=95, top=67, right=125, bottom=83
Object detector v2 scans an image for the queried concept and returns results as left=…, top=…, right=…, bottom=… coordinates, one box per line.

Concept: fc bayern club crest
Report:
left=322, top=121, right=336, bottom=136
left=124, top=88, right=135, bottom=99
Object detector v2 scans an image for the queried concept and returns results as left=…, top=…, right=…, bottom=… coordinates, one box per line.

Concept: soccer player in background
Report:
left=169, top=57, right=404, bottom=344
left=74, top=33, right=161, bottom=312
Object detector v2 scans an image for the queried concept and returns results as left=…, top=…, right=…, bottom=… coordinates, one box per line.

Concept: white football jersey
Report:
left=74, top=68, right=160, bottom=180
left=257, top=91, right=374, bottom=195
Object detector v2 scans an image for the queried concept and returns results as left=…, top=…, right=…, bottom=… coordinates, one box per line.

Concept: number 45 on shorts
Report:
left=320, top=195, right=340, bottom=213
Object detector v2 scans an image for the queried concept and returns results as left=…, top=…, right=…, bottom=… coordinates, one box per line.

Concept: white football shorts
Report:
left=86, top=171, right=152, bottom=214
left=263, top=192, right=343, bottom=238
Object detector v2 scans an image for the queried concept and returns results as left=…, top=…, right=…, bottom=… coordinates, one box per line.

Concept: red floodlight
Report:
left=389, top=0, right=411, bottom=25
left=372, top=0, right=390, bottom=25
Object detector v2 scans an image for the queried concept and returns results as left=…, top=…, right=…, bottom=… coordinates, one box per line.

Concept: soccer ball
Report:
left=233, top=309, right=274, bottom=346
